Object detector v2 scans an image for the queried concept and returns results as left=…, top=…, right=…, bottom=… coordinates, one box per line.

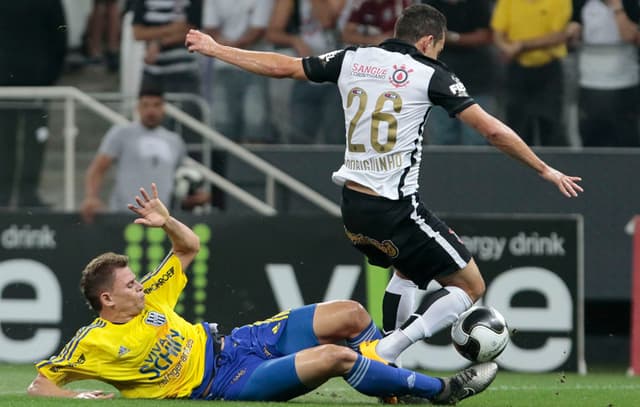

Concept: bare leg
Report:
left=312, top=300, right=372, bottom=344
left=436, top=258, right=485, bottom=301
left=294, top=344, right=356, bottom=388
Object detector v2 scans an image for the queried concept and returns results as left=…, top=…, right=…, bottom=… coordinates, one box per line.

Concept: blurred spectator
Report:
left=201, top=0, right=275, bottom=144
left=85, top=0, right=121, bottom=72
left=491, top=0, right=571, bottom=146
left=341, top=0, right=411, bottom=46
left=120, top=0, right=145, bottom=113
left=132, top=0, right=203, bottom=145
left=266, top=0, right=346, bottom=144
left=0, top=0, right=67, bottom=209
left=566, top=0, right=640, bottom=147
left=80, top=85, right=209, bottom=223
left=422, top=0, right=496, bottom=145
left=130, top=0, right=225, bottom=208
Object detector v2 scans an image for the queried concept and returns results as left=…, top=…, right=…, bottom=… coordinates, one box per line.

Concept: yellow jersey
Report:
left=36, top=253, right=208, bottom=399
left=491, top=0, right=571, bottom=67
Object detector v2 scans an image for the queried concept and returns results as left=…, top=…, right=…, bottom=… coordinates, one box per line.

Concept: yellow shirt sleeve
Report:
left=140, top=252, right=186, bottom=310
left=35, top=319, right=107, bottom=386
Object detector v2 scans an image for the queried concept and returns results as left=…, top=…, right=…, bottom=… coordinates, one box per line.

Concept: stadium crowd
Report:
left=0, top=0, right=636, bottom=211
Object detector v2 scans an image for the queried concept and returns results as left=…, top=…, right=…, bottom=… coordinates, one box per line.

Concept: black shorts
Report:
left=341, top=187, right=472, bottom=289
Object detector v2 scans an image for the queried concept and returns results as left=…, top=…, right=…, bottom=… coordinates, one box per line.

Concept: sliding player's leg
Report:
left=276, top=300, right=382, bottom=355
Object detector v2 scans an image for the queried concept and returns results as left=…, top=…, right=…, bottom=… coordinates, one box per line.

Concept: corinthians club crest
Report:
left=389, top=64, right=413, bottom=88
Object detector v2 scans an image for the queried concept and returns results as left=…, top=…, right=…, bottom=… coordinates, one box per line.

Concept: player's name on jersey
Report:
left=344, top=153, right=403, bottom=172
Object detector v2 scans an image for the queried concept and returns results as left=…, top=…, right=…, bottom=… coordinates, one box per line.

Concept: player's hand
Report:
left=74, top=390, right=114, bottom=399
left=540, top=167, right=583, bottom=198
left=185, top=29, right=218, bottom=57
left=127, top=183, right=171, bottom=227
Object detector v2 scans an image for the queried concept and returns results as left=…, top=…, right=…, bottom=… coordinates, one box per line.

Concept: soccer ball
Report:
left=451, top=306, right=509, bottom=362
left=174, top=166, right=204, bottom=200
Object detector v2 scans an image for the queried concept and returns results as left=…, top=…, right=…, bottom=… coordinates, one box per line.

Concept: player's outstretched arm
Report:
left=458, top=105, right=583, bottom=198
left=185, top=29, right=308, bottom=80
left=128, top=183, right=200, bottom=269
left=27, top=373, right=114, bottom=399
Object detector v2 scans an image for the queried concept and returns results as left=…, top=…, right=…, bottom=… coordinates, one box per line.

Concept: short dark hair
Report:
left=394, top=4, right=447, bottom=44
left=80, top=252, right=129, bottom=312
left=138, top=81, right=164, bottom=99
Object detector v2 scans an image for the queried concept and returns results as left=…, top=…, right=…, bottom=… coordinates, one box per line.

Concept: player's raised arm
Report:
left=128, top=183, right=200, bottom=268
left=27, top=373, right=114, bottom=399
left=185, top=29, right=308, bottom=80
left=458, top=104, right=583, bottom=198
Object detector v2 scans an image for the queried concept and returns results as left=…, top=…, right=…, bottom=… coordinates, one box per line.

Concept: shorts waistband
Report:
left=342, top=185, right=416, bottom=202
left=190, top=322, right=223, bottom=400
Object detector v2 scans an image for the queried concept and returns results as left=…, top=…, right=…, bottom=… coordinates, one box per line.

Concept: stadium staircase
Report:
left=0, top=68, right=339, bottom=216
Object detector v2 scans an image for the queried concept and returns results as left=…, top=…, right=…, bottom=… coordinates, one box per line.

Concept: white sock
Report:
left=382, top=272, right=418, bottom=333
left=377, top=286, right=473, bottom=362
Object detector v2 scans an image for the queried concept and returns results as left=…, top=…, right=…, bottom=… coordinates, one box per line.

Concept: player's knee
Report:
left=448, top=260, right=486, bottom=301
left=468, top=276, right=485, bottom=301
left=341, top=300, right=371, bottom=332
left=315, top=344, right=358, bottom=374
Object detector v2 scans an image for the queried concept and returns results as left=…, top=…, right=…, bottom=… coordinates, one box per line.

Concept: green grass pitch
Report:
left=1, top=363, right=639, bottom=406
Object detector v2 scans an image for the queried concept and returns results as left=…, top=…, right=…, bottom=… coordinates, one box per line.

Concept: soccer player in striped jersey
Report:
left=27, top=183, right=497, bottom=404
left=185, top=3, right=583, bottom=366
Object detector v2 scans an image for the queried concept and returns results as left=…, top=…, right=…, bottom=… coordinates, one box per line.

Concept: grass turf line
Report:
left=1, top=363, right=639, bottom=406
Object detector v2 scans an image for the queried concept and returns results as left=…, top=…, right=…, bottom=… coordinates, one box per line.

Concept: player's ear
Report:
left=100, top=291, right=114, bottom=308
left=415, top=35, right=433, bottom=54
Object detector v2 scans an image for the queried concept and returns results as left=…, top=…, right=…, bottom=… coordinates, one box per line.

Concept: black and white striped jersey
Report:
left=303, top=39, right=475, bottom=200
left=133, top=0, right=202, bottom=76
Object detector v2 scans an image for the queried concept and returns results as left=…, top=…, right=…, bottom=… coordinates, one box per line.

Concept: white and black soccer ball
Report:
left=174, top=166, right=204, bottom=201
left=451, top=306, right=510, bottom=362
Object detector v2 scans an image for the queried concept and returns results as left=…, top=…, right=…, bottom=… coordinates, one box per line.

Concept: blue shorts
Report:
left=207, top=304, right=319, bottom=401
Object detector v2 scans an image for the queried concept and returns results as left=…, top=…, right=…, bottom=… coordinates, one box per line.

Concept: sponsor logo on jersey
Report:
left=144, top=267, right=175, bottom=295
left=160, top=339, right=194, bottom=386
left=351, top=63, right=388, bottom=79
left=448, top=75, right=469, bottom=97
left=389, top=64, right=413, bottom=88
left=118, top=346, right=130, bottom=357
left=145, top=311, right=167, bottom=327
left=139, top=329, right=187, bottom=380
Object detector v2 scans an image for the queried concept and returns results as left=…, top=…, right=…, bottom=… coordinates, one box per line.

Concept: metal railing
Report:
left=0, top=86, right=341, bottom=216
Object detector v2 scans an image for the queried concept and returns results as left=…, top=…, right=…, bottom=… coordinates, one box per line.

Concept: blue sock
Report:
left=346, top=320, right=383, bottom=352
left=344, top=354, right=443, bottom=398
